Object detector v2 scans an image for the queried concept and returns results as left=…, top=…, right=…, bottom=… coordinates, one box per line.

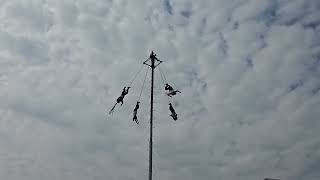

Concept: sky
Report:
left=0, top=0, right=319, bottom=180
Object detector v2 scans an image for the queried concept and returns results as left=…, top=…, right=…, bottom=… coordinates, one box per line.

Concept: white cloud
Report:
left=0, top=0, right=319, bottom=180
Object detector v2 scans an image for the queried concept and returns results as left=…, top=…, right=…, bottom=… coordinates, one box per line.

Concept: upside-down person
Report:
left=165, top=83, right=181, bottom=97
left=109, top=86, right=131, bottom=114
left=169, top=103, right=178, bottom=120
left=117, top=86, right=131, bottom=105
left=133, top=101, right=140, bottom=124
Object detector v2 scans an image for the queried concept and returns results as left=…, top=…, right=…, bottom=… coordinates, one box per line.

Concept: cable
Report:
left=158, top=68, right=171, bottom=104
left=158, top=67, right=168, bottom=84
left=158, top=67, right=166, bottom=87
left=159, top=66, right=180, bottom=90
left=128, top=63, right=144, bottom=87
left=109, top=62, right=144, bottom=116
left=138, top=67, right=149, bottom=101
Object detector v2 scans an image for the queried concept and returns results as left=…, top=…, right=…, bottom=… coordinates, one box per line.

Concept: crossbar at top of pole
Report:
left=143, top=51, right=162, bottom=180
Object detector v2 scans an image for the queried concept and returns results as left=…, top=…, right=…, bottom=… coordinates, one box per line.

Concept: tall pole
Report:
left=149, top=56, right=155, bottom=180
left=144, top=51, right=161, bottom=180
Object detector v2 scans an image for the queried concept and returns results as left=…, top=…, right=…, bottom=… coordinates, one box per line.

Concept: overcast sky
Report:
left=0, top=0, right=319, bottom=180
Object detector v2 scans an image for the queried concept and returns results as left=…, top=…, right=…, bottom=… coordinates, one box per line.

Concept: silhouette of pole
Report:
left=149, top=56, right=154, bottom=180
left=143, top=51, right=161, bottom=180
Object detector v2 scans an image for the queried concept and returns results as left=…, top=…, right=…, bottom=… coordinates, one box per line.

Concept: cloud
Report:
left=0, top=0, right=319, bottom=180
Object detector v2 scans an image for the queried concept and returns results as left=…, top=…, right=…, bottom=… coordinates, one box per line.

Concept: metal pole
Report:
left=149, top=56, right=155, bottom=180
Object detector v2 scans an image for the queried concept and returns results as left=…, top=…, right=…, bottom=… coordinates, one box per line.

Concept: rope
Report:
left=138, top=67, right=149, bottom=101
left=158, top=67, right=168, bottom=84
left=158, top=68, right=171, bottom=104
left=109, top=62, right=144, bottom=116
left=158, top=67, right=166, bottom=87
left=108, top=102, right=117, bottom=115
left=128, top=63, right=144, bottom=87
left=159, top=66, right=180, bottom=91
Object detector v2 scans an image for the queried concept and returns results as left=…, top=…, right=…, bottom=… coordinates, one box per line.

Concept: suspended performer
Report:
left=165, top=83, right=181, bottom=97
left=133, top=101, right=140, bottom=124
left=116, top=86, right=131, bottom=105
left=165, top=83, right=174, bottom=91
left=109, top=86, right=131, bottom=114
left=169, top=103, right=178, bottom=120
left=121, top=86, right=131, bottom=97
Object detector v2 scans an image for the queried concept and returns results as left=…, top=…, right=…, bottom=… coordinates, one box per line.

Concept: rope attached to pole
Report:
left=138, top=67, right=149, bottom=101
left=159, top=66, right=180, bottom=90
left=158, top=68, right=171, bottom=104
left=158, top=67, right=168, bottom=84
left=128, top=63, right=144, bottom=87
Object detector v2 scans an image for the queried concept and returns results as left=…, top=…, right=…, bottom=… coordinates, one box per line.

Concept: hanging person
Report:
left=116, top=95, right=124, bottom=105
left=122, top=86, right=131, bottom=97
left=167, top=89, right=181, bottom=97
left=165, top=83, right=181, bottom=97
left=117, top=86, right=131, bottom=105
left=109, top=86, right=131, bottom=114
left=133, top=101, right=140, bottom=124
left=169, top=103, right=178, bottom=120
left=165, top=83, right=174, bottom=91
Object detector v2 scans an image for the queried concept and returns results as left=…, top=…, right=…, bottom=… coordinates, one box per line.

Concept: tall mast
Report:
left=149, top=55, right=154, bottom=180
left=143, top=51, right=162, bottom=180
left=109, top=51, right=174, bottom=180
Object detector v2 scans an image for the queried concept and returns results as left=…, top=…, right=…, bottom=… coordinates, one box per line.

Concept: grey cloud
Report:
left=0, top=0, right=319, bottom=180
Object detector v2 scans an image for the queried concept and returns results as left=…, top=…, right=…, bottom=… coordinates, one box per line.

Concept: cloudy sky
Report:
left=0, top=0, right=319, bottom=179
